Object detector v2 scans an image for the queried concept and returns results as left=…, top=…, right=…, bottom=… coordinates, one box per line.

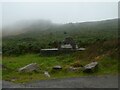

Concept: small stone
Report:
left=44, top=71, right=50, bottom=78
left=53, top=65, right=62, bottom=70
left=68, top=66, right=81, bottom=72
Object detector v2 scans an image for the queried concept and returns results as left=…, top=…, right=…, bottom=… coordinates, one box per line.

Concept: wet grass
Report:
left=2, top=52, right=118, bottom=83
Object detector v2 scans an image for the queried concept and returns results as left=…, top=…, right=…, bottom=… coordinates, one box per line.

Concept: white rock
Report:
left=44, top=71, right=50, bottom=78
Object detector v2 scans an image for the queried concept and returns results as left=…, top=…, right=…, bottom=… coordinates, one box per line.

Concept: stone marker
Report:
left=83, top=61, right=98, bottom=72
left=18, top=63, right=39, bottom=73
left=53, top=65, right=62, bottom=70
left=44, top=71, right=50, bottom=78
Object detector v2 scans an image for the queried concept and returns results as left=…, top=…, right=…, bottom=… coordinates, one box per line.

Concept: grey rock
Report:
left=18, top=63, right=39, bottom=73
left=77, top=48, right=86, bottom=51
left=53, top=65, right=62, bottom=70
left=83, top=61, right=98, bottom=72
left=68, top=66, right=82, bottom=72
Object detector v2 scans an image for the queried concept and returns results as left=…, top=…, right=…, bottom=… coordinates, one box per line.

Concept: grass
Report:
left=2, top=54, right=76, bottom=83
left=2, top=52, right=118, bottom=83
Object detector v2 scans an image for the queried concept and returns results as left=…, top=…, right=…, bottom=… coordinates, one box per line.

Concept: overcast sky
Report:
left=1, top=2, right=118, bottom=26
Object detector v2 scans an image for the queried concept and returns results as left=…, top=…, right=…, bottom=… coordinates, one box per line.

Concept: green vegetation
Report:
left=2, top=19, right=118, bottom=83
left=3, top=39, right=118, bottom=83
left=3, top=19, right=118, bottom=56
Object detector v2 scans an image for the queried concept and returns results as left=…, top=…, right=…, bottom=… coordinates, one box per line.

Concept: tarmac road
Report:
left=2, top=75, right=118, bottom=88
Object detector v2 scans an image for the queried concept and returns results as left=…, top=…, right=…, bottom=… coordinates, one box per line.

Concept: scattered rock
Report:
left=77, top=48, right=86, bottom=51
left=83, top=61, right=98, bottom=73
left=44, top=71, right=50, bottom=78
left=68, top=67, right=80, bottom=72
left=53, top=65, right=62, bottom=70
left=18, top=63, right=39, bottom=73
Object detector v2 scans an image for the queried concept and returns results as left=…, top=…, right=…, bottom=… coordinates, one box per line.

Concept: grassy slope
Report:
left=3, top=39, right=118, bottom=83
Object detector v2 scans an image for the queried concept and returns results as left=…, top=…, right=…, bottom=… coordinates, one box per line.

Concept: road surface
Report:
left=2, top=75, right=118, bottom=88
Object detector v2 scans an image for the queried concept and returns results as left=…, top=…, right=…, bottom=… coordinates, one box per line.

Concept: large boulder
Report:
left=18, top=63, right=39, bottom=73
left=83, top=61, right=98, bottom=73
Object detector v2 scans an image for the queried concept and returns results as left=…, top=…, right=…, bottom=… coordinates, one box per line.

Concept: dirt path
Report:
left=2, top=75, right=118, bottom=88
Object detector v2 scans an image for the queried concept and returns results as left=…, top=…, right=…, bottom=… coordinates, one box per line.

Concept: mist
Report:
left=2, top=2, right=118, bottom=36
left=2, top=2, right=118, bottom=26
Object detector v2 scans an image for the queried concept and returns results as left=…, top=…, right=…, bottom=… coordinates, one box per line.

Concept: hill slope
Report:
left=2, top=19, right=118, bottom=82
left=3, top=18, right=118, bottom=55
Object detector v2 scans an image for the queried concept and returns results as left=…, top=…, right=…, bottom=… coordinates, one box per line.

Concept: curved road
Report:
left=2, top=75, right=118, bottom=88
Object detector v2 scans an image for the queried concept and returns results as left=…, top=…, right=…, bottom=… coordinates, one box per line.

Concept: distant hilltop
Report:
left=2, top=18, right=118, bottom=37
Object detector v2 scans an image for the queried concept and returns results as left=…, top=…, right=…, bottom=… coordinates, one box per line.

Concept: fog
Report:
left=1, top=2, right=118, bottom=36
left=2, top=2, right=118, bottom=26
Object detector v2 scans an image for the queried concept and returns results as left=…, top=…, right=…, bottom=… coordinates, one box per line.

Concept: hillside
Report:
left=2, top=18, right=118, bottom=83
left=3, top=19, right=118, bottom=38
left=3, top=18, right=118, bottom=39
left=3, top=18, right=118, bottom=55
